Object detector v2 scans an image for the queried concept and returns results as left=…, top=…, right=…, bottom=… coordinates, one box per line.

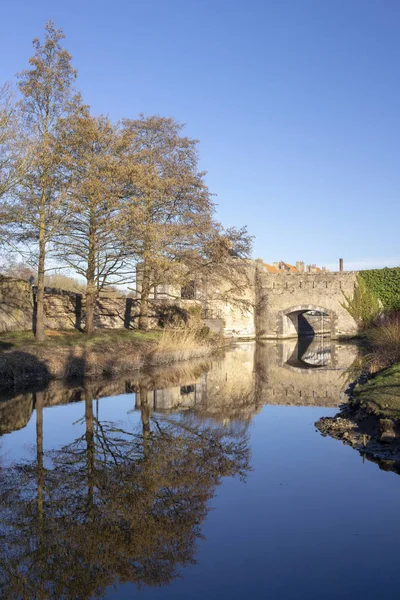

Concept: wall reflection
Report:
left=0, top=340, right=360, bottom=436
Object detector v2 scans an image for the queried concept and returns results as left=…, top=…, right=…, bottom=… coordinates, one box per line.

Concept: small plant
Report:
left=341, top=274, right=381, bottom=330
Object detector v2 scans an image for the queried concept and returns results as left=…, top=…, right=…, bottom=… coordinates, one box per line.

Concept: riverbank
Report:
left=316, top=362, right=400, bottom=467
left=0, top=328, right=222, bottom=389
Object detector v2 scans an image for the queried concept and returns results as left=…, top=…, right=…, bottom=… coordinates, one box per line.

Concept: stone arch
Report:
left=278, top=304, right=336, bottom=339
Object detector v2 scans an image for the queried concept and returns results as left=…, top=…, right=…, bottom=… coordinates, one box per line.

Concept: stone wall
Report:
left=42, top=288, right=83, bottom=330
left=255, top=268, right=358, bottom=338
left=0, top=277, right=145, bottom=333
left=0, top=266, right=359, bottom=338
left=42, top=291, right=145, bottom=331
left=0, top=276, right=33, bottom=332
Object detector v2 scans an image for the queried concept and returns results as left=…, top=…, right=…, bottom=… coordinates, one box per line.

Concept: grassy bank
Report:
left=353, top=362, right=400, bottom=419
left=0, top=329, right=163, bottom=350
left=315, top=314, right=400, bottom=467
left=316, top=361, right=400, bottom=468
left=0, top=328, right=221, bottom=389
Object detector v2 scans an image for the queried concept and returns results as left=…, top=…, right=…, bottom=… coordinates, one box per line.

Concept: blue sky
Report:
left=1, top=0, right=399, bottom=270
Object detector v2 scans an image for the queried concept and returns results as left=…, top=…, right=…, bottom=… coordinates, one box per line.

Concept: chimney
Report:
left=339, top=258, right=344, bottom=272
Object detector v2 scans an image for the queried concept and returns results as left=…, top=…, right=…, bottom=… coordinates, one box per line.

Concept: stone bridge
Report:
left=252, top=267, right=358, bottom=339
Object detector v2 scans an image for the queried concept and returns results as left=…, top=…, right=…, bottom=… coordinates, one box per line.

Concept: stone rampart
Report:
left=255, top=268, right=358, bottom=338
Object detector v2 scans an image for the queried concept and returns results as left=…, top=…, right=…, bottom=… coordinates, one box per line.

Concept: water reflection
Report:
left=0, top=339, right=359, bottom=437
left=287, top=336, right=332, bottom=368
left=0, top=340, right=361, bottom=598
left=0, top=384, right=250, bottom=599
left=4, top=340, right=400, bottom=599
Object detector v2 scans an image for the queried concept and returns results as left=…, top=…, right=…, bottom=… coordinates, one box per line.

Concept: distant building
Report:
left=262, top=260, right=328, bottom=274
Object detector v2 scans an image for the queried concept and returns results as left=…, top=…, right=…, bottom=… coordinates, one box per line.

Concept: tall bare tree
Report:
left=13, top=21, right=80, bottom=341
left=122, top=115, right=216, bottom=329
left=184, top=222, right=254, bottom=313
left=122, top=116, right=253, bottom=328
left=54, top=110, right=135, bottom=334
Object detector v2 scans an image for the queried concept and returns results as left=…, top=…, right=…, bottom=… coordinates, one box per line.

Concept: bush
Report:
left=156, top=302, right=204, bottom=330
left=341, top=274, right=381, bottom=330
left=156, top=304, right=190, bottom=328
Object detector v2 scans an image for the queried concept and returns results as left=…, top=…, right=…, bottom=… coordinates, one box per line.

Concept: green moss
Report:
left=354, top=363, right=400, bottom=417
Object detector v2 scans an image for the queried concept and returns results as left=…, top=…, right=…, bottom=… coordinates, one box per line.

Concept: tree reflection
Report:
left=0, top=383, right=250, bottom=599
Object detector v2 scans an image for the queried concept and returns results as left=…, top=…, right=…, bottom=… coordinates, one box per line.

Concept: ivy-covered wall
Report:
left=359, top=267, right=400, bottom=312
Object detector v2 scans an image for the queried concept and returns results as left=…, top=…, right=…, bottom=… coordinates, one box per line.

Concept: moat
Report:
left=1, top=339, right=400, bottom=599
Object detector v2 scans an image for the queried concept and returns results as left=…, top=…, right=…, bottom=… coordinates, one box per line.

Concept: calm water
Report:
left=1, top=338, right=400, bottom=599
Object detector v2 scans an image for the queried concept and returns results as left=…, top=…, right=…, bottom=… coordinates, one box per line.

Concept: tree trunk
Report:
left=35, top=209, right=46, bottom=341
left=85, top=223, right=96, bottom=334
left=85, top=283, right=95, bottom=335
left=138, top=265, right=151, bottom=330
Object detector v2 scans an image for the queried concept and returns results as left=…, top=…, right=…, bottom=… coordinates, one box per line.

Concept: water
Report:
left=1, top=338, right=400, bottom=599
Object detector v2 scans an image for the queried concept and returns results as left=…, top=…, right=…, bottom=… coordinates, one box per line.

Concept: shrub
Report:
left=156, top=304, right=190, bottom=328
left=156, top=302, right=204, bottom=330
left=341, top=274, right=381, bottom=330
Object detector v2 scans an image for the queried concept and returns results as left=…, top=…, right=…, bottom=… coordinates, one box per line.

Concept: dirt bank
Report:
left=0, top=329, right=222, bottom=390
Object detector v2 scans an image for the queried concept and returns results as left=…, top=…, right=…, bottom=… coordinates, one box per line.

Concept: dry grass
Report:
left=367, top=314, right=400, bottom=370
left=149, top=327, right=213, bottom=365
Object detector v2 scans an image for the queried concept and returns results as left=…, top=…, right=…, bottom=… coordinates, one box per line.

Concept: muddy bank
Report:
left=316, top=408, right=400, bottom=464
left=316, top=362, right=400, bottom=470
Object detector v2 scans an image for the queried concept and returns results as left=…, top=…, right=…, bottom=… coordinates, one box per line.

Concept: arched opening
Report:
left=280, top=305, right=333, bottom=339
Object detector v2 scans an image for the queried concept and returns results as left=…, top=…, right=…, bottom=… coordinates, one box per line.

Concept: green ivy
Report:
left=359, top=267, right=400, bottom=312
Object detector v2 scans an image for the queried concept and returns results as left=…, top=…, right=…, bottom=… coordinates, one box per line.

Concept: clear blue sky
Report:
left=1, top=0, right=399, bottom=270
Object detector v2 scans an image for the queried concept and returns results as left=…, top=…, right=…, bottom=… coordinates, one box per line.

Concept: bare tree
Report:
left=121, top=116, right=253, bottom=327
left=10, top=21, right=81, bottom=341
left=54, top=109, right=135, bottom=334
left=122, top=115, right=216, bottom=329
